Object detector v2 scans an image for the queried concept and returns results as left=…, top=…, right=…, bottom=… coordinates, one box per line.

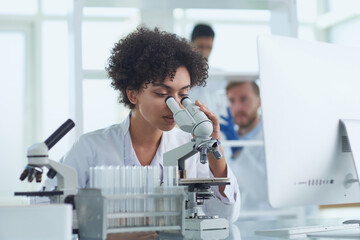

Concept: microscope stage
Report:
left=14, top=190, right=64, bottom=197
left=179, top=177, right=230, bottom=186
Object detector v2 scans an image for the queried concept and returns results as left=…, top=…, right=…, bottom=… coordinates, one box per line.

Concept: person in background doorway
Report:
left=189, top=23, right=227, bottom=117
left=191, top=23, right=215, bottom=60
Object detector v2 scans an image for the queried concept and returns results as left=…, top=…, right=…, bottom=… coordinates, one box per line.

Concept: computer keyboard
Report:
left=308, top=229, right=360, bottom=238
left=255, top=223, right=360, bottom=237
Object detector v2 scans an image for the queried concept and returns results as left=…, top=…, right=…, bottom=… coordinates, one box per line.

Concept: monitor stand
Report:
left=341, top=119, right=360, bottom=185
left=340, top=119, right=360, bottom=225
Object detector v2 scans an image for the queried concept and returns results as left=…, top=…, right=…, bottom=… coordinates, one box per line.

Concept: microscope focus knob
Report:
left=47, top=168, right=57, bottom=179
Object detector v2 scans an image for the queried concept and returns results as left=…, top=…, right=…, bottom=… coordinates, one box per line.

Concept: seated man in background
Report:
left=220, top=81, right=270, bottom=211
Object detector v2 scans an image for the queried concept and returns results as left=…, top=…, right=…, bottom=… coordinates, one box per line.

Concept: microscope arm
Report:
left=163, top=141, right=198, bottom=178
left=47, top=159, right=77, bottom=195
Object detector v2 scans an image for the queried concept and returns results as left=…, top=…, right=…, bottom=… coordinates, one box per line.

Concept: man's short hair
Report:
left=226, top=81, right=260, bottom=97
left=191, top=24, right=215, bottom=42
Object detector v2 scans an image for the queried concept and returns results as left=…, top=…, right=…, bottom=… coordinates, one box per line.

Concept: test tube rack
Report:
left=74, top=186, right=187, bottom=240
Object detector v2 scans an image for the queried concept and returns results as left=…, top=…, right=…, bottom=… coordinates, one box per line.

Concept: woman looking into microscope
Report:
left=47, top=26, right=240, bottom=222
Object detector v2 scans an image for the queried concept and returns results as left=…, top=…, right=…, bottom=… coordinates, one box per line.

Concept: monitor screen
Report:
left=257, top=35, right=360, bottom=208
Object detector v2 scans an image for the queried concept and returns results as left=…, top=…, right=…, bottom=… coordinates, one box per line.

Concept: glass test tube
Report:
left=114, top=166, right=120, bottom=227
left=119, top=166, right=126, bottom=227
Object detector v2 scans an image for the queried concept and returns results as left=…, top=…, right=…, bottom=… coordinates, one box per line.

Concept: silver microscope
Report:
left=15, top=119, right=78, bottom=204
left=163, top=96, right=230, bottom=231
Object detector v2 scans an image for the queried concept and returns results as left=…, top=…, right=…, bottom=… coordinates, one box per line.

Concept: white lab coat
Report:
left=46, top=114, right=241, bottom=223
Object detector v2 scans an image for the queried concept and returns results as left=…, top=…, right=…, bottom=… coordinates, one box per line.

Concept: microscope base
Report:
left=185, top=229, right=229, bottom=239
left=185, top=217, right=229, bottom=231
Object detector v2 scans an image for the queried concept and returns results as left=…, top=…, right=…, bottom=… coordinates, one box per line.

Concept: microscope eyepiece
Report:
left=165, top=96, right=173, bottom=102
left=165, top=96, right=182, bottom=116
left=44, top=119, right=75, bottom=150
left=180, top=96, right=190, bottom=105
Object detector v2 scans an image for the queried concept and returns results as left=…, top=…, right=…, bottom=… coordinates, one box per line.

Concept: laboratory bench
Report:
left=156, top=217, right=360, bottom=240
left=89, top=217, right=360, bottom=240
left=232, top=217, right=360, bottom=240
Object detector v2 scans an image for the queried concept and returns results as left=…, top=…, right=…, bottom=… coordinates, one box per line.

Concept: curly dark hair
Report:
left=106, top=26, right=208, bottom=109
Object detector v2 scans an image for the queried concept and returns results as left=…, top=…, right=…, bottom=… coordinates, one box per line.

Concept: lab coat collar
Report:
left=119, top=111, right=131, bottom=138
left=122, top=111, right=164, bottom=170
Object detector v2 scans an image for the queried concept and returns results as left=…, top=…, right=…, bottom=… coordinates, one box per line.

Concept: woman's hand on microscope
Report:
left=195, top=100, right=222, bottom=141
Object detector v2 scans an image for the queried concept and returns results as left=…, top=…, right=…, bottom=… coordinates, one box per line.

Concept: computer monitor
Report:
left=257, top=35, right=360, bottom=208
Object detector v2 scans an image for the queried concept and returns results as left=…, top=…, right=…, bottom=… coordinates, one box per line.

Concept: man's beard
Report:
left=235, top=112, right=258, bottom=129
